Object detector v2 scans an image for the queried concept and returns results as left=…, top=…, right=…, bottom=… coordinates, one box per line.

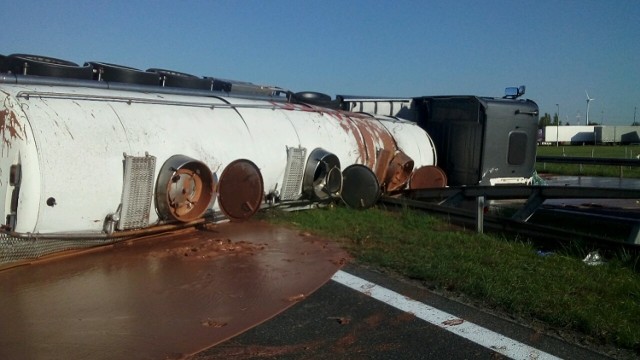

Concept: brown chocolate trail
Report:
left=0, top=220, right=348, bottom=359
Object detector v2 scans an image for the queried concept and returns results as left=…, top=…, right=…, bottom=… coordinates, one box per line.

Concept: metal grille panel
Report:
left=280, top=147, right=306, bottom=200
left=118, top=154, right=156, bottom=230
left=0, top=233, right=121, bottom=266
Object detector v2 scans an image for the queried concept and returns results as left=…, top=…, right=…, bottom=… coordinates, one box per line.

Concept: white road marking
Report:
left=331, top=270, right=562, bottom=360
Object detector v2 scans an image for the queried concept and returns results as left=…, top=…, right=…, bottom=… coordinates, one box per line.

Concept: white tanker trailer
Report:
left=0, top=54, right=442, bottom=264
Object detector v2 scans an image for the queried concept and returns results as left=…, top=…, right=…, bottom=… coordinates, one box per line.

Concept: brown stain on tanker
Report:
left=0, top=108, right=26, bottom=156
left=321, top=107, right=398, bottom=170
left=334, top=113, right=367, bottom=165
left=359, top=117, right=398, bottom=169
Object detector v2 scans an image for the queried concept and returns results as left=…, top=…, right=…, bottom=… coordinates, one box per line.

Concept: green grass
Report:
left=263, top=206, right=640, bottom=354
left=536, top=145, right=640, bottom=178
left=538, top=145, right=640, bottom=159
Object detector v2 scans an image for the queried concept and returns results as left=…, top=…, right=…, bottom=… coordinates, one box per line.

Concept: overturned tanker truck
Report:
left=0, top=54, right=538, bottom=265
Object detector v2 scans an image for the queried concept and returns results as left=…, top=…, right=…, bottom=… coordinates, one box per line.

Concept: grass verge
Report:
left=263, top=206, right=640, bottom=354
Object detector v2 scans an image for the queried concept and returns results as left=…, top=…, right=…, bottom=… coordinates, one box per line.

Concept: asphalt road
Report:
left=192, top=265, right=616, bottom=360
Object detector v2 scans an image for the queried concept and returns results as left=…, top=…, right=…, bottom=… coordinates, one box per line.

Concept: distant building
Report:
left=543, top=125, right=640, bottom=145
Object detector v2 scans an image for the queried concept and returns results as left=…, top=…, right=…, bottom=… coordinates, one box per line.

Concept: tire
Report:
left=86, top=62, right=160, bottom=85
left=8, top=54, right=93, bottom=79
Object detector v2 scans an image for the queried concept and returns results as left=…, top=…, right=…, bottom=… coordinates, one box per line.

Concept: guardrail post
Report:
left=476, top=195, right=485, bottom=234
left=627, top=224, right=640, bottom=245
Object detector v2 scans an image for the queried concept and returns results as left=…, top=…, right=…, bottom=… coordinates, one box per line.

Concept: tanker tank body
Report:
left=284, top=92, right=444, bottom=194
left=0, top=53, right=440, bottom=265
left=230, top=98, right=361, bottom=203
left=0, top=83, right=259, bottom=234
left=274, top=102, right=441, bottom=196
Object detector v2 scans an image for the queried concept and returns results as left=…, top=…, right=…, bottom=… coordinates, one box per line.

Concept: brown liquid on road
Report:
left=0, top=220, right=348, bottom=359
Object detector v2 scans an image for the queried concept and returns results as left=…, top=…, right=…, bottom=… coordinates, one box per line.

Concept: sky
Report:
left=2, top=0, right=639, bottom=125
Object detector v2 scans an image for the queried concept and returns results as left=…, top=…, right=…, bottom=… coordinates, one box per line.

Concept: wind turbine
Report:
left=585, top=90, right=594, bottom=125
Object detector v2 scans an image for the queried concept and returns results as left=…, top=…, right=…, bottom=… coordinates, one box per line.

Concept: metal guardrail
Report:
left=405, top=185, right=640, bottom=201
left=536, top=156, right=640, bottom=167
left=392, top=185, right=640, bottom=246
left=381, top=195, right=640, bottom=249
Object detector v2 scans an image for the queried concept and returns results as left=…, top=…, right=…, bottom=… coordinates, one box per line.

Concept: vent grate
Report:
left=280, top=147, right=306, bottom=201
left=118, top=154, right=156, bottom=230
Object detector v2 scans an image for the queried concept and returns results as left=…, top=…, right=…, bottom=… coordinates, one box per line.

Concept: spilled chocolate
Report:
left=0, top=220, right=349, bottom=359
